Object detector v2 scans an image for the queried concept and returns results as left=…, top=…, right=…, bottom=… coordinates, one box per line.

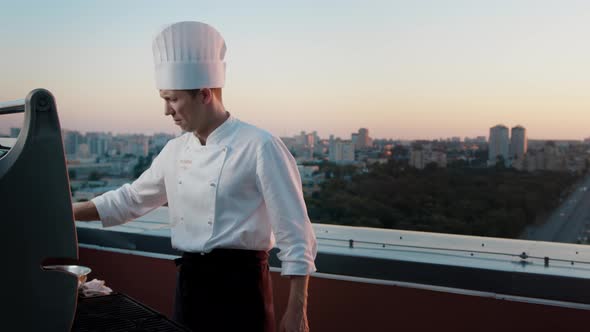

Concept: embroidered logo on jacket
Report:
left=179, top=159, right=192, bottom=170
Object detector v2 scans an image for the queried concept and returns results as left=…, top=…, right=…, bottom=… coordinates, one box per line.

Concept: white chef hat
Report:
left=152, top=21, right=226, bottom=90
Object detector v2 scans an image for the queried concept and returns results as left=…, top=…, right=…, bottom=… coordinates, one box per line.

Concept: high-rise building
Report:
left=287, top=132, right=315, bottom=161
left=409, top=145, right=447, bottom=169
left=356, top=128, right=372, bottom=149
left=329, top=140, right=355, bottom=162
left=124, top=135, right=149, bottom=157
left=340, top=142, right=355, bottom=162
left=296, top=131, right=307, bottom=146
left=488, top=125, right=510, bottom=166
left=328, top=139, right=337, bottom=161
left=351, top=133, right=358, bottom=147
left=464, top=136, right=487, bottom=144
left=78, top=143, right=91, bottom=158
left=312, top=131, right=320, bottom=144
left=280, top=137, right=297, bottom=152
left=87, top=132, right=110, bottom=157
left=63, top=130, right=83, bottom=156
left=304, top=133, right=314, bottom=148
left=510, top=125, right=527, bottom=160
left=410, top=148, right=425, bottom=169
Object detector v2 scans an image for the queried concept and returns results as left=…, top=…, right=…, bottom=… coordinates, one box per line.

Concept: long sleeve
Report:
left=256, top=136, right=317, bottom=276
left=91, top=145, right=169, bottom=228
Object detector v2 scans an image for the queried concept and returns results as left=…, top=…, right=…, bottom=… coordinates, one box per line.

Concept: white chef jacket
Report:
left=91, top=114, right=317, bottom=276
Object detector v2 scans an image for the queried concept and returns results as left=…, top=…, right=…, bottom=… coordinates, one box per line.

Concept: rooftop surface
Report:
left=76, top=206, right=590, bottom=280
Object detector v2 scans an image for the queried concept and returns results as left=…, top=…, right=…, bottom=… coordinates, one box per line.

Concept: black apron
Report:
left=173, top=249, right=275, bottom=332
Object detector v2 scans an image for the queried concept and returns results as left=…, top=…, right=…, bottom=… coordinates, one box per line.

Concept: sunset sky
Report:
left=1, top=0, right=589, bottom=140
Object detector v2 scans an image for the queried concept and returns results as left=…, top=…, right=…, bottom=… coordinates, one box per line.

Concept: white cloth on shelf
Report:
left=80, top=279, right=113, bottom=297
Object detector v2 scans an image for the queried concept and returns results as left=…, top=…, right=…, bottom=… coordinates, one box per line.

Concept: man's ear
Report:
left=200, top=88, right=213, bottom=104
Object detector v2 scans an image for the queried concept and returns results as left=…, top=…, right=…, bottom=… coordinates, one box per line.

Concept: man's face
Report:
left=159, top=90, right=202, bottom=132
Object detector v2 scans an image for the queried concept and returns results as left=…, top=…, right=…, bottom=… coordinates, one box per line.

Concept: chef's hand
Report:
left=280, top=275, right=310, bottom=332
left=73, top=201, right=100, bottom=221
left=280, top=304, right=309, bottom=332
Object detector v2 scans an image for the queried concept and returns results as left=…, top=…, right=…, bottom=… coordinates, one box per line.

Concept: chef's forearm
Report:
left=73, top=201, right=100, bottom=221
left=286, top=275, right=309, bottom=309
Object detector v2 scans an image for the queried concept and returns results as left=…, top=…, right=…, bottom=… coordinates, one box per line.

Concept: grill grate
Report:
left=73, top=293, right=190, bottom=332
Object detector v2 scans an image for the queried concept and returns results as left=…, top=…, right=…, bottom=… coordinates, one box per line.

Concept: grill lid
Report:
left=0, top=89, right=79, bottom=331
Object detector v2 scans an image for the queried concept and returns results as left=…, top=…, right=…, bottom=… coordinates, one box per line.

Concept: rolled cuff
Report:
left=91, top=194, right=124, bottom=228
left=280, top=261, right=317, bottom=277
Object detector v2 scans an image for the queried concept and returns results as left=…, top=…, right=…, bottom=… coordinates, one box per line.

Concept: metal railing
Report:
left=0, top=99, right=25, bottom=115
left=316, top=236, right=590, bottom=267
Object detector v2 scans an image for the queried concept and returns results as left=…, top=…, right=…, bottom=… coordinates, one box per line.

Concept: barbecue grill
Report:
left=0, top=90, right=187, bottom=331
left=73, top=293, right=190, bottom=332
left=0, top=89, right=79, bottom=331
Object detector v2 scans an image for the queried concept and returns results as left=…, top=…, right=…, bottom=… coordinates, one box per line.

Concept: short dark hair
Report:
left=185, top=89, right=200, bottom=97
left=184, top=88, right=222, bottom=100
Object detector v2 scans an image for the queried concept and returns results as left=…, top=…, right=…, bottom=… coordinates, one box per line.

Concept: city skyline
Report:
left=2, top=1, right=590, bottom=140
left=3, top=121, right=587, bottom=143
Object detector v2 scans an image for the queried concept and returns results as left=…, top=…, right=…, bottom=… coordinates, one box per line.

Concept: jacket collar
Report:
left=191, top=112, right=237, bottom=147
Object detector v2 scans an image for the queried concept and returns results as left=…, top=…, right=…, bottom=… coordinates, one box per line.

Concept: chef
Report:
left=73, top=21, right=317, bottom=332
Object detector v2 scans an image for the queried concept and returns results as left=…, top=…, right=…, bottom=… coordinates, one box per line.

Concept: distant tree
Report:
left=391, top=145, right=409, bottom=159
left=312, top=152, right=324, bottom=159
left=306, top=159, right=580, bottom=239
left=495, top=155, right=506, bottom=170
left=68, top=169, right=77, bottom=180
left=424, top=162, right=438, bottom=172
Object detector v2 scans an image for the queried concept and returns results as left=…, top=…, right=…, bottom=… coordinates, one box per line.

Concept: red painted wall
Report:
left=79, top=248, right=590, bottom=332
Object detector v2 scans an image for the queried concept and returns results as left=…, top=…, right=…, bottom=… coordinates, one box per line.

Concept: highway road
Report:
left=521, top=173, right=590, bottom=243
